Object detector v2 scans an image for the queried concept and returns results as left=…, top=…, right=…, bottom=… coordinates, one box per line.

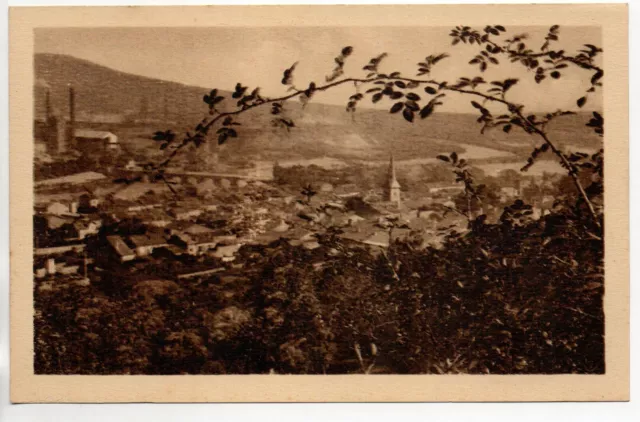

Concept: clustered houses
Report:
left=33, top=82, right=524, bottom=288
left=34, top=125, right=560, bottom=290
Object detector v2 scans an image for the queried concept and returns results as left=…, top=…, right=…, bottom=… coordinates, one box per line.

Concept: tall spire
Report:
left=387, top=152, right=401, bottom=205
left=388, top=153, right=400, bottom=188
left=389, top=153, right=396, bottom=182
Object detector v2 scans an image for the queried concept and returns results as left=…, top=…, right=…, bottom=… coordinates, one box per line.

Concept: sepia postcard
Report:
left=9, top=4, right=629, bottom=402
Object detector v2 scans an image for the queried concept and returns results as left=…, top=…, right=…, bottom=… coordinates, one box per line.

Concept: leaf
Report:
left=577, top=97, right=587, bottom=108
left=550, top=71, right=561, bottom=79
left=341, top=46, right=353, bottom=56
left=437, top=155, right=450, bottom=162
left=420, top=104, right=434, bottom=119
left=450, top=152, right=458, bottom=163
left=503, top=124, right=512, bottom=133
left=232, top=83, right=248, bottom=98
left=591, top=70, right=604, bottom=85
left=394, top=81, right=407, bottom=89
left=424, top=86, right=437, bottom=95
left=372, top=93, right=383, bottom=103
left=389, top=102, right=404, bottom=113
left=470, top=101, right=483, bottom=110
left=402, top=108, right=414, bottom=122
left=281, top=62, right=298, bottom=85
left=406, top=92, right=421, bottom=101
left=404, top=100, right=420, bottom=111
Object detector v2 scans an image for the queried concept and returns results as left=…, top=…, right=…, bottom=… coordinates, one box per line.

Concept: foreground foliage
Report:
left=34, top=196, right=603, bottom=374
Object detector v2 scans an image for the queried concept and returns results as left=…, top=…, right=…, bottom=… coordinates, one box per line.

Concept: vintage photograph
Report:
left=30, top=22, right=607, bottom=376
left=9, top=4, right=629, bottom=403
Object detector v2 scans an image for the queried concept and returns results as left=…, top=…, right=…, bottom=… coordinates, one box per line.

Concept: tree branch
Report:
left=144, top=49, right=601, bottom=229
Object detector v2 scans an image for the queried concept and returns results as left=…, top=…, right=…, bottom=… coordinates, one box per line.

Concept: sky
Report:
left=34, top=25, right=602, bottom=113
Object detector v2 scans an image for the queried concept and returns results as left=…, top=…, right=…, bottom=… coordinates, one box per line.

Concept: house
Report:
left=79, top=193, right=101, bottom=210
left=127, top=203, right=161, bottom=213
left=44, top=214, right=74, bottom=230
left=170, top=231, right=219, bottom=256
left=106, top=235, right=136, bottom=262
left=184, top=224, right=214, bottom=235
left=427, top=183, right=465, bottom=195
left=45, top=201, right=78, bottom=216
left=75, top=129, right=119, bottom=153
left=129, top=233, right=169, bottom=257
left=34, top=257, right=80, bottom=278
left=70, top=218, right=102, bottom=240
left=334, top=213, right=365, bottom=227
left=140, top=209, right=172, bottom=228
left=35, top=171, right=107, bottom=188
left=124, top=159, right=140, bottom=171
left=500, top=186, right=520, bottom=200
left=212, top=244, right=243, bottom=262
left=363, top=231, right=391, bottom=248
left=169, top=207, right=203, bottom=221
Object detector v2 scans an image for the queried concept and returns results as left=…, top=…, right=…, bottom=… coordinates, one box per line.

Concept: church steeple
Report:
left=387, top=153, right=401, bottom=205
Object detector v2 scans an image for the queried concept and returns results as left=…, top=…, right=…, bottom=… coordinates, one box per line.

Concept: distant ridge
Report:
left=33, top=53, right=602, bottom=161
left=34, top=53, right=215, bottom=123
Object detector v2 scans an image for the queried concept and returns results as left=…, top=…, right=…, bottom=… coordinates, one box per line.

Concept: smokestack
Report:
left=68, top=84, right=76, bottom=147
left=163, top=92, right=168, bottom=121
left=45, top=88, right=52, bottom=122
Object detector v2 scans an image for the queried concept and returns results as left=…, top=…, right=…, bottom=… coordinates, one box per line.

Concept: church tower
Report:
left=387, top=154, right=401, bottom=206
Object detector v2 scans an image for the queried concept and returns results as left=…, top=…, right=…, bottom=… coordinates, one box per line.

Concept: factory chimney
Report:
left=67, top=84, right=76, bottom=149
left=45, top=88, right=52, bottom=122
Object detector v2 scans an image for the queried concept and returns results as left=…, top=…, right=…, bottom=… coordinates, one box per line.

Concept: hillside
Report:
left=34, top=53, right=216, bottom=123
left=34, top=53, right=602, bottom=163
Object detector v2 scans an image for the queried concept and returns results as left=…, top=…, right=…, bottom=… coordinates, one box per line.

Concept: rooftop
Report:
left=129, top=233, right=169, bottom=248
left=35, top=171, right=107, bottom=188
left=106, top=235, right=135, bottom=257
left=75, top=129, right=117, bottom=142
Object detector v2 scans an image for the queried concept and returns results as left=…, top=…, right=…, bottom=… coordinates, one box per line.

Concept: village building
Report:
left=129, top=233, right=169, bottom=257
left=45, top=201, right=78, bottom=216
left=106, top=235, right=136, bottom=263
left=170, top=231, right=219, bottom=256
left=74, top=129, right=119, bottom=154
left=78, top=193, right=101, bottom=210
left=426, top=182, right=465, bottom=195
left=137, top=209, right=172, bottom=228
left=66, top=218, right=102, bottom=240
left=500, top=186, right=520, bottom=200
left=169, top=207, right=203, bottom=221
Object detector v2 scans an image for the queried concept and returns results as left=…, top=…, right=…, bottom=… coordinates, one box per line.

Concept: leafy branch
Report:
left=144, top=26, right=602, bottom=230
